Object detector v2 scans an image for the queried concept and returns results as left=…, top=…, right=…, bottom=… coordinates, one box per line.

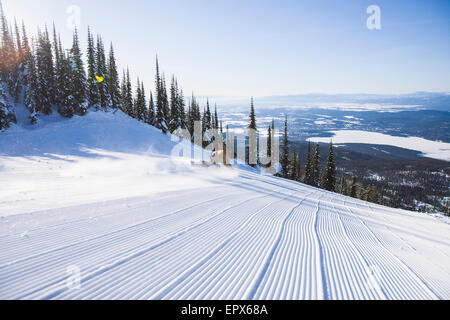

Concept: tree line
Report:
left=0, top=8, right=223, bottom=138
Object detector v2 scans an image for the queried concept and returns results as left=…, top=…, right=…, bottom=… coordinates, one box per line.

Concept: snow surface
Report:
left=308, top=130, right=450, bottom=162
left=1, top=110, right=450, bottom=300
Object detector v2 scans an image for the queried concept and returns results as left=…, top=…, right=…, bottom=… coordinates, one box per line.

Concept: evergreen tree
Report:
left=147, top=90, right=155, bottom=125
left=154, top=57, right=168, bottom=133
left=202, top=99, right=212, bottom=147
left=107, top=43, right=121, bottom=109
left=0, top=6, right=15, bottom=84
left=178, top=88, right=186, bottom=129
left=349, top=175, right=357, bottom=198
left=120, top=68, right=133, bottom=116
left=213, top=104, right=219, bottom=129
left=289, top=151, right=298, bottom=181
left=24, top=43, right=38, bottom=124
left=54, top=34, right=74, bottom=117
left=86, top=27, right=99, bottom=109
left=322, top=141, right=336, bottom=191
left=248, top=97, right=256, bottom=130
left=312, top=143, right=321, bottom=187
left=133, top=78, right=147, bottom=121
left=168, top=76, right=180, bottom=132
left=280, top=116, right=289, bottom=177
left=0, top=81, right=15, bottom=129
left=392, top=191, right=400, bottom=208
left=367, top=185, right=378, bottom=203
left=339, top=173, right=346, bottom=195
left=69, top=27, right=86, bottom=115
left=296, top=153, right=302, bottom=182
left=95, top=35, right=110, bottom=109
left=304, top=142, right=313, bottom=185
left=35, top=27, right=54, bottom=114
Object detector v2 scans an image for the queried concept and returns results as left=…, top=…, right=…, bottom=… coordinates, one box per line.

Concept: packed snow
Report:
left=1, top=110, right=449, bottom=300
left=308, top=130, right=450, bottom=162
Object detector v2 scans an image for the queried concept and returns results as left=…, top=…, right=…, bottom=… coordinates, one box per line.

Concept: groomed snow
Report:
left=308, top=130, right=450, bottom=162
left=1, top=110, right=449, bottom=300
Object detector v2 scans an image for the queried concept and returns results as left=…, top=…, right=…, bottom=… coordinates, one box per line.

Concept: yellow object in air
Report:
left=96, top=76, right=104, bottom=83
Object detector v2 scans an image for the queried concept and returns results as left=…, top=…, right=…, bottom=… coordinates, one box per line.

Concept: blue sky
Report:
left=2, top=0, right=449, bottom=97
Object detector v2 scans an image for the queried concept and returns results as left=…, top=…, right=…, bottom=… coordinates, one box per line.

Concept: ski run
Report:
left=1, top=110, right=449, bottom=300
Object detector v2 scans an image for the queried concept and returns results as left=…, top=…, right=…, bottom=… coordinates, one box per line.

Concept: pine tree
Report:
left=107, top=43, right=121, bottom=109
left=133, top=78, right=147, bottom=121
left=339, top=173, right=346, bottom=195
left=392, top=191, right=400, bottom=208
left=168, top=76, right=180, bottom=132
left=95, top=35, right=110, bottom=110
left=304, top=142, right=313, bottom=185
left=213, top=104, right=219, bottom=129
left=147, top=90, right=155, bottom=125
left=35, top=27, right=54, bottom=114
left=120, top=68, right=133, bottom=117
left=54, top=34, right=74, bottom=117
left=86, top=27, right=99, bottom=109
left=202, top=99, right=212, bottom=147
left=248, top=97, right=257, bottom=130
left=10, top=19, right=21, bottom=102
left=350, top=175, right=357, bottom=198
left=367, top=185, right=378, bottom=203
left=289, top=151, right=298, bottom=181
left=296, top=153, right=302, bottom=182
left=178, top=88, right=186, bottom=129
left=0, top=81, right=15, bottom=129
left=312, top=143, right=321, bottom=187
left=322, top=141, right=336, bottom=191
left=24, top=43, right=39, bottom=124
left=70, top=27, right=86, bottom=115
left=280, top=115, right=289, bottom=177
left=155, top=57, right=168, bottom=133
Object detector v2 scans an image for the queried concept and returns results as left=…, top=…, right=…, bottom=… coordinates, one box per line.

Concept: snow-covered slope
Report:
left=1, top=110, right=449, bottom=300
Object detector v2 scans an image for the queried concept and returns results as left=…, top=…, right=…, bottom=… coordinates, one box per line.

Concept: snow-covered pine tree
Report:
left=24, top=43, right=38, bottom=124
left=0, top=80, right=15, bottom=129
left=133, top=78, right=141, bottom=120
left=168, top=75, right=180, bottom=133
left=69, top=28, right=86, bottom=115
left=147, top=90, right=155, bottom=125
left=120, top=68, right=133, bottom=117
left=107, top=43, right=121, bottom=109
left=35, top=27, right=54, bottom=114
left=154, top=57, right=168, bottom=133
left=133, top=78, right=147, bottom=121
left=54, top=32, right=74, bottom=118
left=202, top=99, right=212, bottom=147
left=140, top=82, right=147, bottom=122
left=247, top=97, right=258, bottom=166
left=213, top=104, right=218, bottom=129
left=280, top=116, right=289, bottom=177
left=86, top=27, right=99, bottom=109
left=10, top=19, right=22, bottom=102
left=177, top=87, right=186, bottom=129
left=96, top=35, right=110, bottom=110
left=322, top=141, right=336, bottom=191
